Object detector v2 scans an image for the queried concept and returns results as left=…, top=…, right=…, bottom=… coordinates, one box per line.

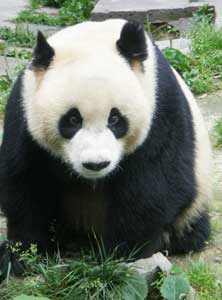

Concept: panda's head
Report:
left=23, top=20, right=156, bottom=179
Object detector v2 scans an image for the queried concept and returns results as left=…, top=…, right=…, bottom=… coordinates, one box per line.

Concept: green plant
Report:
left=193, top=4, right=215, bottom=24
left=0, top=75, right=12, bottom=113
left=42, top=0, right=65, bottom=7
left=163, top=48, right=191, bottom=74
left=162, top=47, right=210, bottom=94
left=0, top=39, right=6, bottom=51
left=0, top=62, right=25, bottom=114
left=150, top=266, right=191, bottom=300
left=14, top=0, right=95, bottom=27
left=160, top=266, right=190, bottom=300
left=163, top=13, right=222, bottom=95
left=31, top=0, right=65, bottom=8
left=0, top=48, right=32, bottom=59
left=30, top=0, right=42, bottom=9
left=59, top=0, right=95, bottom=25
left=212, top=118, right=222, bottom=148
left=0, top=75, right=11, bottom=92
left=0, top=27, right=35, bottom=48
left=13, top=10, right=60, bottom=26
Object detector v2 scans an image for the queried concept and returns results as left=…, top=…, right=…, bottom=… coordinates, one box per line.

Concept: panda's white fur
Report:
left=21, top=19, right=212, bottom=243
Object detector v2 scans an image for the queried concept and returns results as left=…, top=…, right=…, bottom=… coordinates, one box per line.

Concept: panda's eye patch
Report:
left=108, top=108, right=128, bottom=139
left=59, top=108, right=82, bottom=139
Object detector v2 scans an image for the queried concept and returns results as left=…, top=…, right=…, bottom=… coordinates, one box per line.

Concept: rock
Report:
left=91, top=0, right=215, bottom=24
left=129, top=253, right=198, bottom=299
left=188, top=286, right=197, bottom=300
left=128, top=252, right=172, bottom=287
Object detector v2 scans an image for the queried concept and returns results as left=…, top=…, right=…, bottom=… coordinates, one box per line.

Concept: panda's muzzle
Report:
left=82, top=161, right=110, bottom=172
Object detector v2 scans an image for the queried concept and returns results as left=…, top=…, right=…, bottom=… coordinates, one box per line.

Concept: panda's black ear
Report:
left=31, top=31, right=55, bottom=69
left=117, top=21, right=148, bottom=62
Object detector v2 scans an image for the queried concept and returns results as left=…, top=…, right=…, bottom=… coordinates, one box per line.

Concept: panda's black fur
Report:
left=0, top=20, right=210, bottom=278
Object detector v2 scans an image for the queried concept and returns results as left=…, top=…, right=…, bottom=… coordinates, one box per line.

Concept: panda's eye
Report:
left=108, top=115, right=119, bottom=126
left=59, top=108, right=83, bottom=139
left=69, top=115, right=81, bottom=127
left=108, top=108, right=128, bottom=139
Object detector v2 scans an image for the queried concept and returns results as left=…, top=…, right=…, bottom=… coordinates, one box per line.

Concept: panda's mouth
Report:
left=79, top=161, right=113, bottom=179
left=82, top=161, right=111, bottom=172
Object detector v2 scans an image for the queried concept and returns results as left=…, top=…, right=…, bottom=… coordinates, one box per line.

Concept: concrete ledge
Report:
left=0, top=0, right=28, bottom=26
left=91, top=0, right=214, bottom=23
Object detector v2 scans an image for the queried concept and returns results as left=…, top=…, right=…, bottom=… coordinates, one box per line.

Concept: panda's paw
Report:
left=0, top=240, right=25, bottom=282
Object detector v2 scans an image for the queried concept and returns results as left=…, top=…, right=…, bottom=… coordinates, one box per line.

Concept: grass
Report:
left=0, top=62, right=25, bottom=115
left=212, top=118, right=222, bottom=148
left=0, top=245, right=148, bottom=300
left=187, top=261, right=222, bottom=300
left=13, top=0, right=95, bottom=27
left=163, top=15, right=222, bottom=95
left=0, top=27, right=32, bottom=116
left=0, top=75, right=12, bottom=113
left=13, top=10, right=60, bottom=26
left=0, top=27, right=35, bottom=48
left=0, top=48, right=32, bottom=60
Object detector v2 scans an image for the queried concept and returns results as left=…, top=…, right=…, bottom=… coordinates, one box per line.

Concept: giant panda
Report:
left=0, top=19, right=212, bottom=277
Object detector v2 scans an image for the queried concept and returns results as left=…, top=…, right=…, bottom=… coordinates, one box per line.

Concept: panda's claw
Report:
left=11, top=253, right=25, bottom=276
left=0, top=240, right=24, bottom=282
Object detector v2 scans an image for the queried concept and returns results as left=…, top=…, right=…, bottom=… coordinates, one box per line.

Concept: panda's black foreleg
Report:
left=108, top=236, right=163, bottom=260
left=0, top=218, right=53, bottom=282
left=104, top=212, right=165, bottom=260
left=104, top=231, right=164, bottom=261
left=0, top=221, right=51, bottom=281
left=0, top=178, right=57, bottom=281
left=168, top=212, right=211, bottom=255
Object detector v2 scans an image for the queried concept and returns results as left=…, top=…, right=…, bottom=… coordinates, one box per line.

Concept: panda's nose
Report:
left=82, top=161, right=110, bottom=171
